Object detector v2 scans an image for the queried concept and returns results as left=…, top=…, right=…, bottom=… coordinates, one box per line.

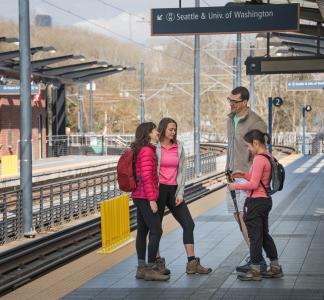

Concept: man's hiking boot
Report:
left=236, top=257, right=267, bottom=273
left=156, top=257, right=171, bottom=275
left=262, top=265, right=284, bottom=278
left=237, top=268, right=262, bottom=281
left=144, top=264, right=170, bottom=281
left=186, top=258, right=212, bottom=274
left=135, top=266, right=146, bottom=279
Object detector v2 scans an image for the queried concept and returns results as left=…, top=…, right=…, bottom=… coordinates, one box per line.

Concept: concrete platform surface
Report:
left=63, top=154, right=324, bottom=300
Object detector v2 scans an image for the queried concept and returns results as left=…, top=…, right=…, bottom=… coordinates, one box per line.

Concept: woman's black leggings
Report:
left=133, top=198, right=162, bottom=264
left=157, top=184, right=195, bottom=244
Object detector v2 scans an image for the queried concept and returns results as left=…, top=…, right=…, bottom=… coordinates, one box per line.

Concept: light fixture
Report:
left=304, top=105, right=312, bottom=112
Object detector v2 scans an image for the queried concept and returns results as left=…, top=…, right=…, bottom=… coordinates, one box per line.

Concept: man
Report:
left=225, top=86, right=267, bottom=273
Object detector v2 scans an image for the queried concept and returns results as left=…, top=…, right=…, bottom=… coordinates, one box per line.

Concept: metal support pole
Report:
left=268, top=97, right=273, bottom=154
left=232, top=57, right=237, bottom=89
left=236, top=33, right=242, bottom=87
left=89, top=82, right=93, bottom=133
left=194, top=0, right=201, bottom=177
left=249, top=45, right=255, bottom=111
left=179, top=0, right=182, bottom=8
left=19, top=0, right=34, bottom=237
left=140, top=62, right=145, bottom=123
left=78, top=85, right=83, bottom=135
left=302, top=107, right=306, bottom=155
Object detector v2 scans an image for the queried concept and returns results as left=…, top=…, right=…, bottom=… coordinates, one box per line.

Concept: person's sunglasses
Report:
left=227, top=97, right=245, bottom=104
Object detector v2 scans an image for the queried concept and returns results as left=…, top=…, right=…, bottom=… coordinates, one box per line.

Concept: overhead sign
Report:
left=0, top=85, right=40, bottom=95
left=287, top=80, right=324, bottom=91
left=151, top=4, right=299, bottom=35
left=245, top=56, right=324, bottom=75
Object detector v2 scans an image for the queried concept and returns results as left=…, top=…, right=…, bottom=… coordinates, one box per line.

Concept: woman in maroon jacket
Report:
left=131, top=122, right=169, bottom=282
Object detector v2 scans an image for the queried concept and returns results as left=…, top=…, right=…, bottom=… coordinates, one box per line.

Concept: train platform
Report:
left=0, top=155, right=120, bottom=188
left=56, top=154, right=324, bottom=300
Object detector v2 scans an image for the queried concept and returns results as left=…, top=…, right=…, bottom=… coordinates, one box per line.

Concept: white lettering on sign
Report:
left=233, top=10, right=274, bottom=20
left=176, top=12, right=199, bottom=21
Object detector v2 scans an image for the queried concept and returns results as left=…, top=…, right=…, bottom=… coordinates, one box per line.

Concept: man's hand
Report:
left=150, top=201, right=158, bottom=213
left=175, top=197, right=183, bottom=206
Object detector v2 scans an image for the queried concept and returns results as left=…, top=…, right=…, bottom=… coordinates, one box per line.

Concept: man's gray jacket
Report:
left=156, top=140, right=186, bottom=200
left=226, top=110, right=267, bottom=173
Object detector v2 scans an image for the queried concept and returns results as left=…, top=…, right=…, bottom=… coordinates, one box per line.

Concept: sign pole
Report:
left=19, top=0, right=34, bottom=237
left=268, top=97, right=273, bottom=153
left=302, top=107, right=306, bottom=155
left=78, top=85, right=83, bottom=135
left=236, top=33, right=242, bottom=87
left=249, top=45, right=255, bottom=111
left=89, top=82, right=93, bottom=133
left=140, top=63, right=145, bottom=123
left=194, top=0, right=201, bottom=177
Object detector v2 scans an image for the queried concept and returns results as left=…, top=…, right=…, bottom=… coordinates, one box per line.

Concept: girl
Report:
left=155, top=118, right=212, bottom=275
left=228, top=129, right=283, bottom=281
left=131, top=122, right=169, bottom=281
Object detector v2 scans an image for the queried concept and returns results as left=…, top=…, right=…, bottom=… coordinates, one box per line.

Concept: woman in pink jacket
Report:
left=131, top=122, right=169, bottom=282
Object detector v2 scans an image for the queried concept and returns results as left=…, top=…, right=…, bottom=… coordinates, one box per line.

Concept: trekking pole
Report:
left=225, top=170, right=243, bottom=232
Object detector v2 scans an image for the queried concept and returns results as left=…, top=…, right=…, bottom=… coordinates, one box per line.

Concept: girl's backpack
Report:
left=259, top=153, right=285, bottom=195
left=117, top=149, right=136, bottom=192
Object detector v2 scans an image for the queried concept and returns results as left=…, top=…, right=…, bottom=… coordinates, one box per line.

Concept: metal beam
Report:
left=37, top=61, right=100, bottom=75
left=76, top=69, right=124, bottom=82
left=61, top=66, right=112, bottom=79
left=299, top=24, right=324, bottom=36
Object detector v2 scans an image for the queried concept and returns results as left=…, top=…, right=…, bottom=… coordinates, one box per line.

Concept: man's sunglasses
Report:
left=227, top=97, right=245, bottom=104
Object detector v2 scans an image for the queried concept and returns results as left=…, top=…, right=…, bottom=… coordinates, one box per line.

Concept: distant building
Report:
left=35, top=14, right=52, bottom=27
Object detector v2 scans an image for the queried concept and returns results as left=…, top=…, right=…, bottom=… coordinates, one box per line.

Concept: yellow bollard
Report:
left=1, top=155, right=19, bottom=177
left=99, top=194, right=132, bottom=253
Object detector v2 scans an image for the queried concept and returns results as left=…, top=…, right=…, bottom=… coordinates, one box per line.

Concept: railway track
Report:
left=0, top=171, right=227, bottom=295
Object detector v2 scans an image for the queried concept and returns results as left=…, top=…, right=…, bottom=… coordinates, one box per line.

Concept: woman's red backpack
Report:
left=117, top=149, right=136, bottom=192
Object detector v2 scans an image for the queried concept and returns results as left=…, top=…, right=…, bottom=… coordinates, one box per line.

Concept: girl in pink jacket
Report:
left=228, top=129, right=283, bottom=281
left=131, top=122, right=169, bottom=282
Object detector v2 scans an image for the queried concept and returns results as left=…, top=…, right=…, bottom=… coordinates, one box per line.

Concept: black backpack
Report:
left=258, top=154, right=285, bottom=195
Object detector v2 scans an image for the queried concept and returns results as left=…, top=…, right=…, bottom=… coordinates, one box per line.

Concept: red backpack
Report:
left=117, top=149, right=136, bottom=192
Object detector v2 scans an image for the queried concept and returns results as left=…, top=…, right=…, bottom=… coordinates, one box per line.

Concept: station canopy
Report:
left=0, top=41, right=134, bottom=85
left=233, top=0, right=324, bottom=54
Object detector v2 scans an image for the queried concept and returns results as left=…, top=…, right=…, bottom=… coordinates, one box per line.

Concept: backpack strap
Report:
left=250, top=154, right=271, bottom=197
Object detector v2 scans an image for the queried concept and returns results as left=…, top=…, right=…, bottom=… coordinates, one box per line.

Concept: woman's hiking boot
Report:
left=186, top=257, right=212, bottom=274
left=135, top=266, right=146, bottom=279
left=144, top=264, right=170, bottom=281
left=156, top=257, right=171, bottom=275
left=262, top=265, right=284, bottom=278
left=236, top=257, right=267, bottom=273
left=237, top=268, right=262, bottom=281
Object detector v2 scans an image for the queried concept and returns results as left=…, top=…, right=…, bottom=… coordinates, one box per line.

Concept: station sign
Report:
left=151, top=4, right=299, bottom=36
left=0, top=84, right=40, bottom=95
left=287, top=80, right=324, bottom=91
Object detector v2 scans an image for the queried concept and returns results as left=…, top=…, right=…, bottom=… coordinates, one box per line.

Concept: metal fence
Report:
left=47, top=134, right=134, bottom=157
left=0, top=152, right=218, bottom=245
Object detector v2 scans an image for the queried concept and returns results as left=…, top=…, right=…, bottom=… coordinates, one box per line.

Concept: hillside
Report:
left=1, top=20, right=323, bottom=135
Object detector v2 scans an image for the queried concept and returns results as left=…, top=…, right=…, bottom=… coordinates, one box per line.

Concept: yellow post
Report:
left=99, top=194, right=131, bottom=253
left=1, top=155, right=19, bottom=177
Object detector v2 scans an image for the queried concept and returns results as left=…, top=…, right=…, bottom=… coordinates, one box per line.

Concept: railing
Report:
left=0, top=152, right=218, bottom=245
